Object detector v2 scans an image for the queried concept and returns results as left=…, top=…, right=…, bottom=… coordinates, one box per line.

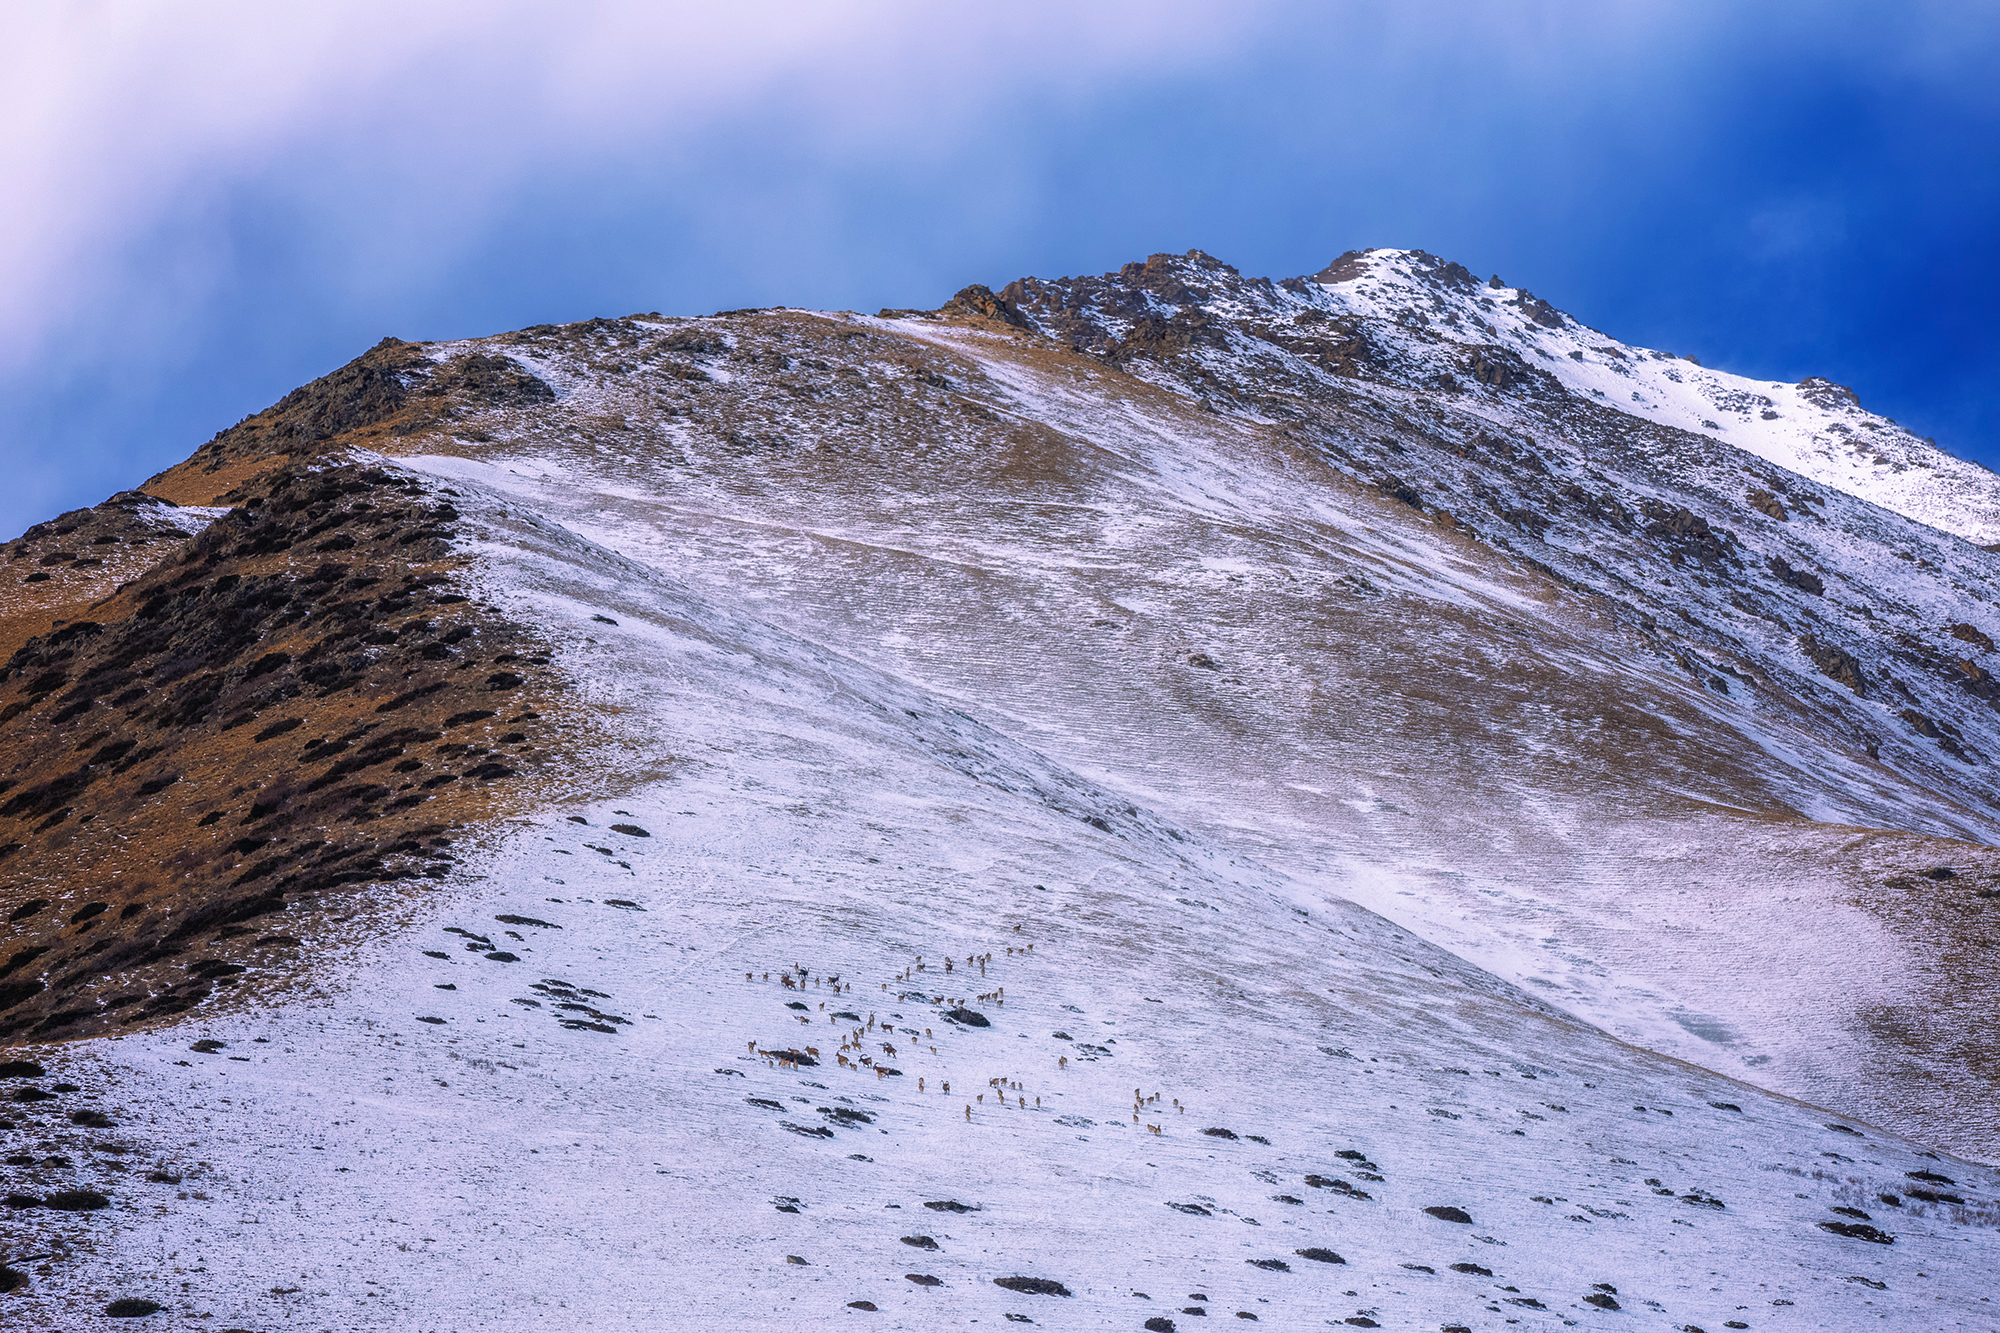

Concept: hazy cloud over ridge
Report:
left=0, top=0, right=1280, bottom=363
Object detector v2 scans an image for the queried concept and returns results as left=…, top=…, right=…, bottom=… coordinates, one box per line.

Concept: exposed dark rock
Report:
left=1746, top=488, right=1790, bottom=520
left=169, top=340, right=553, bottom=478
left=105, top=1298, right=163, bottom=1317
left=426, top=352, right=556, bottom=409
left=1377, top=476, right=1424, bottom=510
left=1116, top=310, right=1229, bottom=361
left=1797, top=376, right=1861, bottom=411
left=779, top=1121, right=833, bottom=1138
left=43, top=1188, right=111, bottom=1210
left=1819, top=1220, right=1894, bottom=1244
left=1643, top=502, right=1737, bottom=566
left=1469, top=347, right=1529, bottom=390
left=1768, top=556, right=1824, bottom=595
left=820, top=1106, right=875, bottom=1126
left=1313, top=250, right=1374, bottom=285
left=1510, top=290, right=1565, bottom=328
left=1901, top=709, right=1944, bottom=739
left=1799, top=634, right=1866, bottom=693
left=660, top=328, right=724, bottom=356
left=760, top=1047, right=817, bottom=1066
left=1949, top=622, right=1994, bottom=652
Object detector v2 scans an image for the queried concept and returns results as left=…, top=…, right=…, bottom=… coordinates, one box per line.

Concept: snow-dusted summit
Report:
left=1003, top=247, right=2000, bottom=545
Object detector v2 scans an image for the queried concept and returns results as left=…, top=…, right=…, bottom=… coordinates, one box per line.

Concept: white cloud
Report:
left=0, top=0, right=1282, bottom=366
left=5, top=0, right=1992, bottom=374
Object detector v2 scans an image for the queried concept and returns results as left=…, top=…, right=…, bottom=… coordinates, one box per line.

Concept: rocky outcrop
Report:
left=1797, top=376, right=1863, bottom=411
left=1767, top=556, right=1825, bottom=595
left=1799, top=633, right=1866, bottom=694
left=1115, top=309, right=1229, bottom=360
left=996, top=250, right=1248, bottom=357
left=1469, top=347, right=1527, bottom=389
left=1746, top=488, right=1790, bottom=520
left=940, top=284, right=1032, bottom=330
left=1948, top=623, right=1994, bottom=653
left=1642, top=503, right=1738, bottom=567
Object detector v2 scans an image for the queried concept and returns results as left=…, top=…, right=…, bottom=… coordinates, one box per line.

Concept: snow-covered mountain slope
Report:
left=1294, top=249, right=2000, bottom=548
left=11, top=482, right=1998, bottom=1330
left=324, top=261, right=2000, bottom=1162
left=8, top=246, right=2000, bottom=1325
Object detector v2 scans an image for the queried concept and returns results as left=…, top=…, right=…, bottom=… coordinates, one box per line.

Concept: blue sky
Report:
left=2, top=2, right=1995, bottom=538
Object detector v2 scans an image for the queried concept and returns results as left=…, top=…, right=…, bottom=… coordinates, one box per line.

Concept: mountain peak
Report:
left=976, top=246, right=1998, bottom=545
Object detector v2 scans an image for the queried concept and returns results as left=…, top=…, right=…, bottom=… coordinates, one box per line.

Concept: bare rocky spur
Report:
left=0, top=460, right=578, bottom=1046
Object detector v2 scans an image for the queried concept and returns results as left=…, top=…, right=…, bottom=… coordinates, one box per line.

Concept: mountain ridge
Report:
left=988, top=246, right=1999, bottom=547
